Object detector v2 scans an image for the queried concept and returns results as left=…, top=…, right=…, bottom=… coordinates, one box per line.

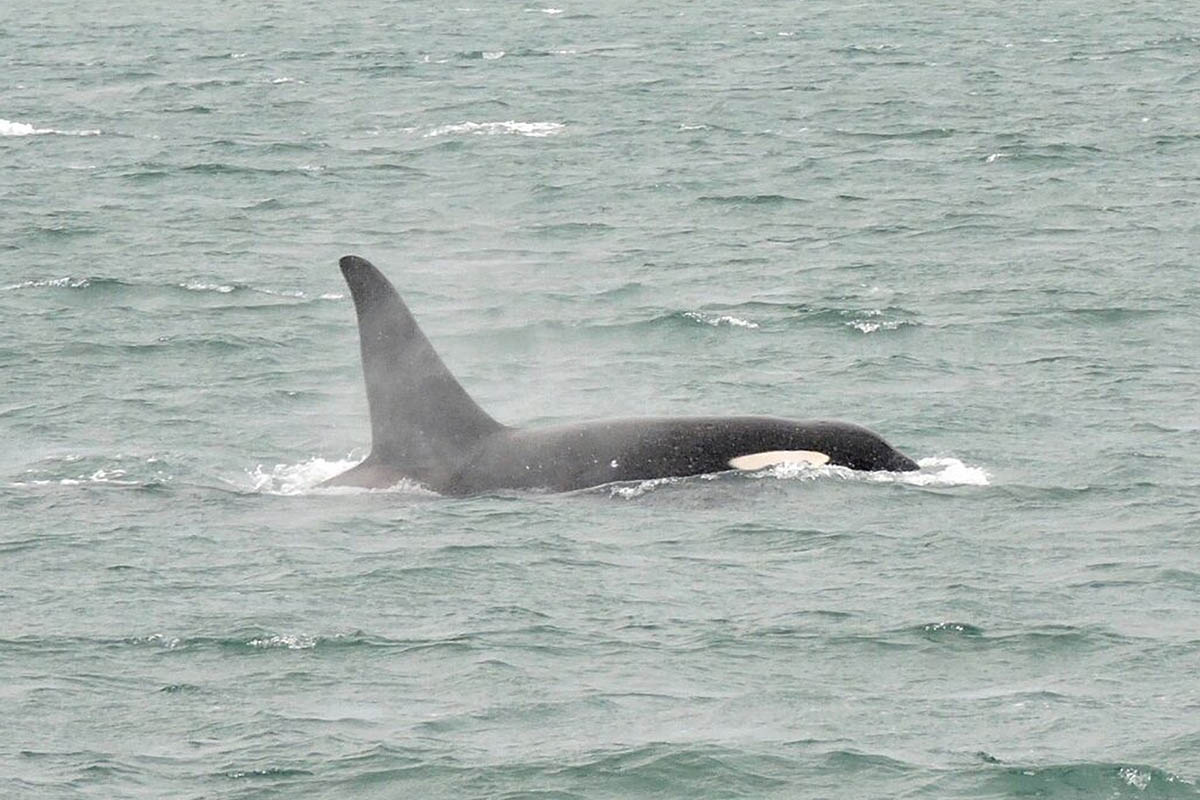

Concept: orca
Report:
left=323, top=255, right=919, bottom=494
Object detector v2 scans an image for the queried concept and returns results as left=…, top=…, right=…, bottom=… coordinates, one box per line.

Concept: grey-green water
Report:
left=3, top=1, right=1199, bottom=797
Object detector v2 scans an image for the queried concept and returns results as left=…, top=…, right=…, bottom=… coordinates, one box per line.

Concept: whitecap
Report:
left=2, top=277, right=87, bottom=291
left=3, top=119, right=49, bottom=136
left=1118, top=768, right=1151, bottom=791
left=130, top=634, right=181, bottom=648
left=181, top=281, right=235, bottom=293
left=255, top=286, right=344, bottom=301
left=1, top=118, right=100, bottom=136
left=844, top=309, right=911, bottom=333
left=482, top=50, right=506, bottom=60
left=13, top=467, right=147, bottom=488
left=684, top=311, right=759, bottom=329
left=179, top=282, right=343, bottom=300
left=848, top=319, right=906, bottom=333
left=248, top=634, right=316, bottom=650
left=424, top=120, right=565, bottom=138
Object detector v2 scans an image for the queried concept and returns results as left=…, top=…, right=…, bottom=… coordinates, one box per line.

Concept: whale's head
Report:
left=822, top=421, right=919, bottom=472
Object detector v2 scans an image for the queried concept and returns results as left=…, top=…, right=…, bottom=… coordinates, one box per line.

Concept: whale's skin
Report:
left=323, top=255, right=918, bottom=494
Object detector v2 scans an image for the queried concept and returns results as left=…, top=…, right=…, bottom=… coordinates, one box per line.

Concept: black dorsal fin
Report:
left=338, top=255, right=504, bottom=483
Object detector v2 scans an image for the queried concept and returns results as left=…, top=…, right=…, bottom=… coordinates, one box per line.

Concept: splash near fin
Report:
left=338, top=255, right=504, bottom=485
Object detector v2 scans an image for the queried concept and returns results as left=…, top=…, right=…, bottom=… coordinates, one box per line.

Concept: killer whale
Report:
left=323, top=255, right=919, bottom=494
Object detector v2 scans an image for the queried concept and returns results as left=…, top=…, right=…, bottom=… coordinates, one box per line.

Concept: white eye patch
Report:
left=728, top=450, right=831, bottom=471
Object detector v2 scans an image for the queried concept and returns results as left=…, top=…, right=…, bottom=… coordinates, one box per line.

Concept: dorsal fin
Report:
left=339, top=255, right=504, bottom=482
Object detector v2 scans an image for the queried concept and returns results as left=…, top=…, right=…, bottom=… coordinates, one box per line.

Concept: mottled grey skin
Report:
left=323, top=255, right=918, bottom=495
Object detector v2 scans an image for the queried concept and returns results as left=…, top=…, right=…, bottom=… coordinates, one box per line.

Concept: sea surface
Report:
left=3, top=1, right=1199, bottom=797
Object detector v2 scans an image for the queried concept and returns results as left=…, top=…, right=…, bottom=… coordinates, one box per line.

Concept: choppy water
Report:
left=3, top=1, right=1199, bottom=797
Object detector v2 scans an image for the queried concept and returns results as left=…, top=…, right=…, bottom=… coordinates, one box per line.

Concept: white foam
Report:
left=848, top=319, right=905, bottom=333
left=684, top=311, right=759, bottom=329
left=182, top=281, right=235, bottom=293
left=244, top=456, right=363, bottom=494
left=242, top=456, right=436, bottom=496
left=2, top=277, right=88, bottom=291
left=12, top=466, right=155, bottom=488
left=482, top=50, right=506, bottom=60
left=1, top=118, right=100, bottom=137
left=179, top=282, right=343, bottom=300
left=131, top=634, right=181, bottom=649
left=909, top=456, right=990, bottom=486
left=248, top=634, right=316, bottom=650
left=8, top=277, right=335, bottom=300
left=424, top=120, right=565, bottom=138
left=753, top=456, right=988, bottom=486
left=604, top=456, right=987, bottom=496
left=845, top=308, right=910, bottom=333
left=608, top=476, right=684, bottom=499
left=1118, top=768, right=1152, bottom=791
left=256, top=286, right=343, bottom=301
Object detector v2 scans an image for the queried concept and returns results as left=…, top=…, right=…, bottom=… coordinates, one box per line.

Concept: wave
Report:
left=548, top=742, right=791, bottom=794
left=697, top=193, right=810, bottom=205
left=1, top=276, right=99, bottom=291
left=178, top=281, right=344, bottom=301
left=423, top=120, right=565, bottom=138
left=1, top=274, right=343, bottom=302
left=2, top=629, right=424, bottom=655
left=879, top=621, right=1129, bottom=654
left=842, top=307, right=920, bottom=334
left=835, top=126, right=955, bottom=140
left=976, top=761, right=1198, bottom=798
left=1, top=117, right=100, bottom=136
left=11, top=453, right=175, bottom=489
left=606, top=475, right=693, bottom=499
left=682, top=311, right=760, bottom=329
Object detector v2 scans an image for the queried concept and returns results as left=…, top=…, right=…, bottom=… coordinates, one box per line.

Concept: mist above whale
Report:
left=322, top=255, right=918, bottom=494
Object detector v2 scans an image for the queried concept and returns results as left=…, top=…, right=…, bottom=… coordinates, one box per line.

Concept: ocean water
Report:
left=3, top=0, right=1199, bottom=797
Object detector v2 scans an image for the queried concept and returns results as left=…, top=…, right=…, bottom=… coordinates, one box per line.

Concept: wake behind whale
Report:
left=323, top=255, right=919, bottom=495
